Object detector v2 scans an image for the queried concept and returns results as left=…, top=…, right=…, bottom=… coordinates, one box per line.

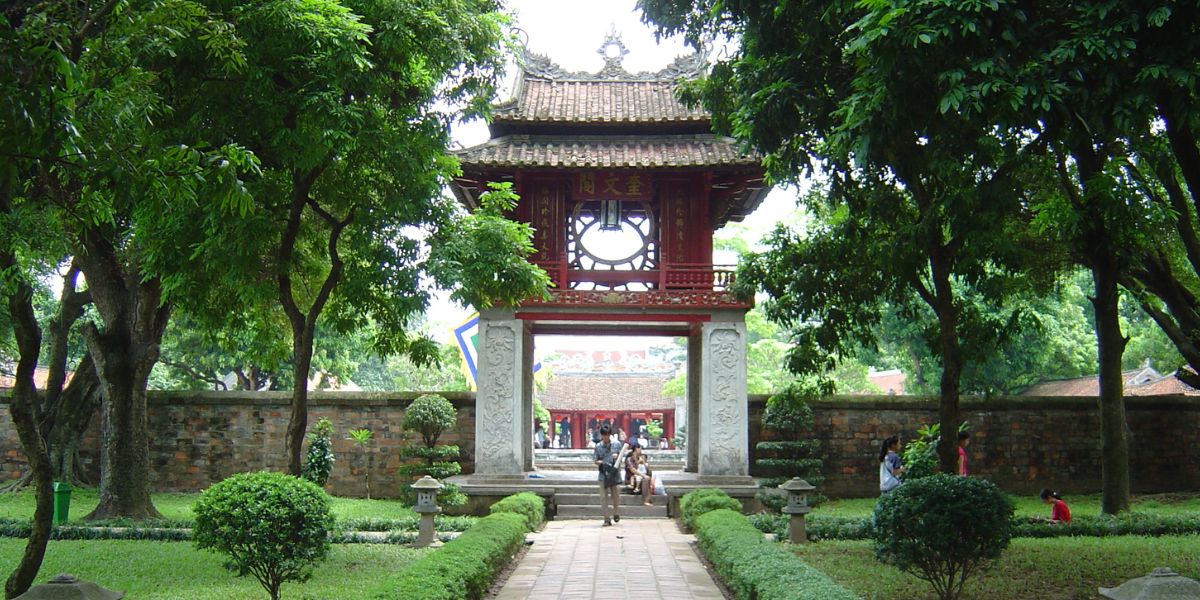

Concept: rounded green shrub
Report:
left=680, top=488, right=743, bottom=530
left=873, top=474, right=1014, bottom=600
left=403, top=394, right=457, bottom=447
left=194, top=472, right=335, bottom=600
left=489, top=492, right=545, bottom=531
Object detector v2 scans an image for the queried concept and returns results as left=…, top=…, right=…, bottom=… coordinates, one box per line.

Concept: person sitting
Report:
left=624, top=445, right=653, bottom=505
left=1030, top=488, right=1071, bottom=524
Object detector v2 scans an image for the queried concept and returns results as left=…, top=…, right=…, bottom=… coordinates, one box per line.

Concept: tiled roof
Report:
left=494, top=78, right=709, bottom=124
left=537, top=373, right=677, bottom=411
left=1020, top=367, right=1200, bottom=396
left=455, top=134, right=758, bottom=169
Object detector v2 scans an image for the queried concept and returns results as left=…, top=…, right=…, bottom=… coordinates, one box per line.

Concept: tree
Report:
left=642, top=0, right=1057, bottom=473
left=819, top=0, right=1196, bottom=513
left=1, top=0, right=251, bottom=592
left=169, top=1, right=548, bottom=475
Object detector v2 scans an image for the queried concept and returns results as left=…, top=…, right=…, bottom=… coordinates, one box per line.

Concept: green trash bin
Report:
left=52, top=482, right=72, bottom=526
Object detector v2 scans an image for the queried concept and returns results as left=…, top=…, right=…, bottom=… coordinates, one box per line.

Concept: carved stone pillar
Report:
left=686, top=325, right=702, bottom=472
left=474, top=312, right=533, bottom=476
left=697, top=321, right=749, bottom=476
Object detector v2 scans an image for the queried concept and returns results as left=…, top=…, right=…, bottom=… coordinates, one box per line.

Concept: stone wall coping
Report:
left=0, top=389, right=477, bottom=407
left=748, top=393, right=1200, bottom=411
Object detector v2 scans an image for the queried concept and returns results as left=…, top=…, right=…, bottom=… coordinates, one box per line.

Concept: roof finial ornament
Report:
left=596, top=25, right=631, bottom=79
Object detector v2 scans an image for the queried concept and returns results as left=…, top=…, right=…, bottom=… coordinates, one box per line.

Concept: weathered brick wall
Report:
left=1, top=391, right=1197, bottom=498
left=749, top=394, right=1200, bottom=498
left=0, top=391, right=476, bottom=498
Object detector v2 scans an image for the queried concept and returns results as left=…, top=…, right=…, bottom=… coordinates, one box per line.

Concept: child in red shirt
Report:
left=1035, top=488, right=1071, bottom=524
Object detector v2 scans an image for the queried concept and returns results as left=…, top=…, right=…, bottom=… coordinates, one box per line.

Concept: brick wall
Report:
left=0, top=391, right=476, bottom=498
left=1, top=391, right=1196, bottom=498
left=750, top=394, right=1200, bottom=497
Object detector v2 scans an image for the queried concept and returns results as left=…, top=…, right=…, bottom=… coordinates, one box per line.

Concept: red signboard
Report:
left=574, top=172, right=652, bottom=200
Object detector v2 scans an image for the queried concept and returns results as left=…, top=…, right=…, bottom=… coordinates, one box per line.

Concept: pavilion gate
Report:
left=450, top=33, right=771, bottom=478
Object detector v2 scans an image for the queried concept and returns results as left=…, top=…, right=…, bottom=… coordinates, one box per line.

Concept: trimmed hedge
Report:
left=694, top=509, right=859, bottom=600
left=680, top=488, right=743, bottom=530
left=375, top=512, right=528, bottom=600
left=750, top=512, right=1200, bottom=541
left=488, top=492, right=545, bottom=531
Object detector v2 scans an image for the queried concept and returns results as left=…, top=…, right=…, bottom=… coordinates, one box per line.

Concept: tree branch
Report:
left=159, top=359, right=227, bottom=391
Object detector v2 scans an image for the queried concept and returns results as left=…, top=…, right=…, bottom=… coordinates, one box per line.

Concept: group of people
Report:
left=878, top=430, right=1070, bottom=524
left=592, top=424, right=660, bottom=526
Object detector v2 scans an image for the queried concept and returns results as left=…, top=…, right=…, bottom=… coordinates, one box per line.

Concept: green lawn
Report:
left=815, top=492, right=1200, bottom=520
left=794, top=535, right=1200, bottom=600
left=0, top=538, right=425, bottom=599
left=0, top=488, right=416, bottom=524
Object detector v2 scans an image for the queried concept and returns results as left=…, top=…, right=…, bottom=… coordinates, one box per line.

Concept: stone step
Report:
left=556, top=493, right=668, bottom=506
left=556, top=504, right=668, bottom=519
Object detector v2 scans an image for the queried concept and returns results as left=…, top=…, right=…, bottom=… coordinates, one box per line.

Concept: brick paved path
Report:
left=493, top=519, right=725, bottom=600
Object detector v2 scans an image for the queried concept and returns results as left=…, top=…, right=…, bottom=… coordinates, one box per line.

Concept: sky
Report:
left=428, top=0, right=805, bottom=352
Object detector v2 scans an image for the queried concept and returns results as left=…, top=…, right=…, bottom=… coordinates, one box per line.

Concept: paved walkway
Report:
left=493, top=519, right=725, bottom=600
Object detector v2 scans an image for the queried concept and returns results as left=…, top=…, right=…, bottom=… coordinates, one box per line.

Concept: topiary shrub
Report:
left=680, top=488, right=743, bottom=530
left=873, top=474, right=1014, bottom=600
left=398, top=394, right=465, bottom=506
left=489, top=492, right=545, bottom=532
left=694, top=509, right=859, bottom=600
left=194, top=472, right=335, bottom=600
left=754, top=382, right=826, bottom=510
left=301, top=417, right=335, bottom=487
left=376, top=512, right=528, bottom=600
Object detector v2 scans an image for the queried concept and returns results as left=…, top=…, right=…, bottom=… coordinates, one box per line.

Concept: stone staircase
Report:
left=554, top=486, right=670, bottom=519
left=533, top=449, right=685, bottom=471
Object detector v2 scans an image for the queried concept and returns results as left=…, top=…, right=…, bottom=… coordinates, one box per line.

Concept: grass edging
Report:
left=750, top=512, right=1200, bottom=541
left=374, top=492, right=546, bottom=600
left=694, top=508, right=860, bottom=600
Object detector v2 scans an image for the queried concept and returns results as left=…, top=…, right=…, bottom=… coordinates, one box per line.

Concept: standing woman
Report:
left=878, top=435, right=905, bottom=494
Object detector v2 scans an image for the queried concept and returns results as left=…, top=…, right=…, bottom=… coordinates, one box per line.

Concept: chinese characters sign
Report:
left=575, top=172, right=652, bottom=200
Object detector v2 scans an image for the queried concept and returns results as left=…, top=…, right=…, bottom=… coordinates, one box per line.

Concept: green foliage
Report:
left=487, top=492, right=545, bottom=532
left=646, top=419, right=664, bottom=439
left=376, top=512, right=528, bottom=600
left=427, top=182, right=552, bottom=311
left=403, top=395, right=457, bottom=449
left=692, top=509, right=859, bottom=600
left=398, top=394, right=464, bottom=507
left=873, top=475, right=1014, bottom=600
left=680, top=489, right=743, bottom=530
left=193, top=472, right=335, bottom=600
left=900, top=423, right=941, bottom=481
left=348, top=428, right=374, bottom=499
left=301, top=418, right=336, bottom=487
left=755, top=384, right=826, bottom=508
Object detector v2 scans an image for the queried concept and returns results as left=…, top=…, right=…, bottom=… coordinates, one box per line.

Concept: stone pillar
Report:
left=686, top=325, right=702, bottom=472
left=697, top=321, right=749, bottom=476
left=474, top=311, right=533, bottom=476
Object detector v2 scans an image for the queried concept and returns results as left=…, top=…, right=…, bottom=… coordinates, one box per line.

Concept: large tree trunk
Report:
left=76, top=229, right=168, bottom=521
left=2, top=258, right=54, bottom=599
left=1091, top=251, right=1131, bottom=514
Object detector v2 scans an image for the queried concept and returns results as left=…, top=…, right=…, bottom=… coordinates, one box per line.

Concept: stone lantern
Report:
left=779, top=478, right=815, bottom=544
left=13, top=573, right=124, bottom=599
left=411, top=475, right=443, bottom=548
left=1099, top=567, right=1200, bottom=599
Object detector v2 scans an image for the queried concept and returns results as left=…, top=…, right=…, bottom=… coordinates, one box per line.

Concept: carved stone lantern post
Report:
left=13, top=573, right=124, bottom=599
left=412, top=475, right=443, bottom=548
left=779, top=478, right=815, bottom=544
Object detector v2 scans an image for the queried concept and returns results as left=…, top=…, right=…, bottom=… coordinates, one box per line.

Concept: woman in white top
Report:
left=878, top=435, right=905, bottom=494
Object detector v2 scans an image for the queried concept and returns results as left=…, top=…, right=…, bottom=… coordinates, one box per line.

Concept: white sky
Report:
left=427, top=0, right=805, bottom=352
